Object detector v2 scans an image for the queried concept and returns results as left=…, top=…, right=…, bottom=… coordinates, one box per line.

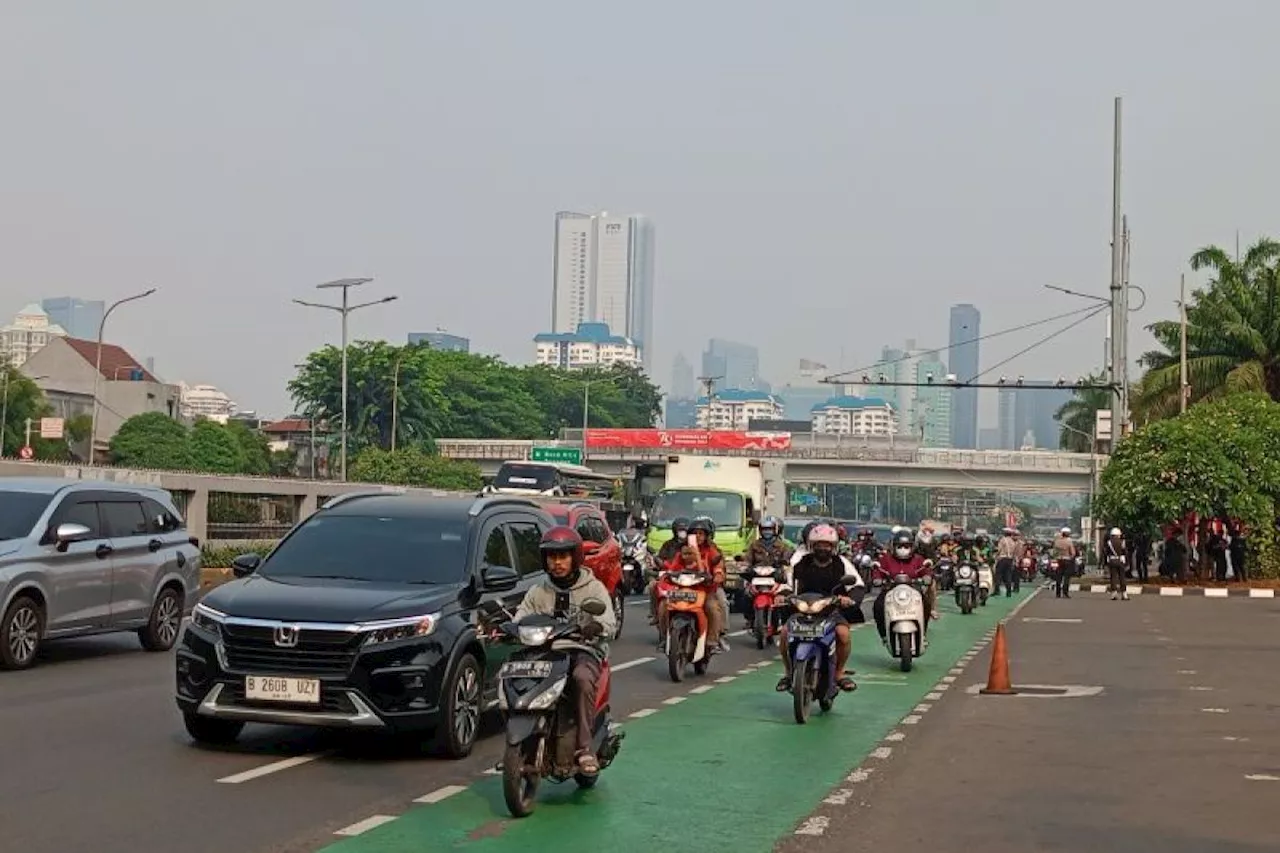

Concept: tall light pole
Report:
left=390, top=351, right=406, bottom=452
left=293, top=278, right=397, bottom=481
left=89, top=288, right=157, bottom=464
left=1108, top=97, right=1126, bottom=439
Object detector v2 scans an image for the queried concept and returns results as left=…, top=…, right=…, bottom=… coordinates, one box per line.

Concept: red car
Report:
left=543, top=502, right=625, bottom=638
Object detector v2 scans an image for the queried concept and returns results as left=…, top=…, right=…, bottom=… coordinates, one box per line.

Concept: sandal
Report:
left=837, top=675, right=857, bottom=692
left=776, top=676, right=790, bottom=692
left=576, top=752, right=600, bottom=775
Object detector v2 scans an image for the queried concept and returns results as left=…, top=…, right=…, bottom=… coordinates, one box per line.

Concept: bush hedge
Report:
left=201, top=541, right=277, bottom=568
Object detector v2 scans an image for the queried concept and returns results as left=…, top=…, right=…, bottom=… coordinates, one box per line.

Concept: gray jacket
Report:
left=514, top=569, right=616, bottom=658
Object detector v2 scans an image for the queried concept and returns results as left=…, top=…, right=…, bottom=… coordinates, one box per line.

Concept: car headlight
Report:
left=517, top=625, right=555, bottom=646
left=191, top=602, right=225, bottom=634
left=361, top=613, right=439, bottom=646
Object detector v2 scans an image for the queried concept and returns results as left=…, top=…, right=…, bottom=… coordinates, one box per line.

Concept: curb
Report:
left=1064, top=583, right=1275, bottom=598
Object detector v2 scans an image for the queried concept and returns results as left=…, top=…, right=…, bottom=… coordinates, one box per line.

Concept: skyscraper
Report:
left=949, top=304, right=981, bottom=449
left=42, top=297, right=104, bottom=340
left=407, top=331, right=470, bottom=352
left=998, top=381, right=1074, bottom=450
left=670, top=351, right=695, bottom=399
left=701, top=339, right=764, bottom=392
left=550, top=211, right=655, bottom=370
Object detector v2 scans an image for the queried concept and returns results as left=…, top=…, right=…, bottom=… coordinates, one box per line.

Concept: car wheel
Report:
left=434, top=652, right=482, bottom=759
left=183, top=711, right=244, bottom=745
left=139, top=586, right=184, bottom=652
left=1, top=595, right=44, bottom=670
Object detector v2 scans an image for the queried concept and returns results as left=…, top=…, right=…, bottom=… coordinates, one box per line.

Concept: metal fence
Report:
left=206, top=491, right=297, bottom=540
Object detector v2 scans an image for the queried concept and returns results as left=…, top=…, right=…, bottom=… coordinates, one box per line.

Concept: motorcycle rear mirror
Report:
left=839, top=574, right=860, bottom=587
left=580, top=599, right=608, bottom=617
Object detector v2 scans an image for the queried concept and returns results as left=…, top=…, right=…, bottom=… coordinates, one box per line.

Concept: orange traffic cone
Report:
left=979, top=622, right=1018, bottom=695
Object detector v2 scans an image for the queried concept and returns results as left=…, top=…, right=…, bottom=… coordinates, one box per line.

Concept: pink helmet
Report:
left=809, top=524, right=839, bottom=545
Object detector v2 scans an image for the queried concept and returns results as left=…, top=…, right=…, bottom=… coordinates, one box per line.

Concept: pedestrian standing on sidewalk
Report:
left=1228, top=520, right=1247, bottom=582
left=1104, top=528, right=1128, bottom=600
left=1052, top=526, right=1076, bottom=598
left=995, top=527, right=1020, bottom=597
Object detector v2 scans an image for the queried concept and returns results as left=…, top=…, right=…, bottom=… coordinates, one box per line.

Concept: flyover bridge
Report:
left=434, top=440, right=1102, bottom=492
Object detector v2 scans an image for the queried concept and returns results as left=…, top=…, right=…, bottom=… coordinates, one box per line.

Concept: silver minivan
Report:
left=0, top=478, right=201, bottom=670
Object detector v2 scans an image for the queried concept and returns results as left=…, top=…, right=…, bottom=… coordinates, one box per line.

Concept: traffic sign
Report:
left=531, top=446, right=583, bottom=465
left=40, top=417, right=64, bottom=440
left=18, top=445, right=34, bottom=460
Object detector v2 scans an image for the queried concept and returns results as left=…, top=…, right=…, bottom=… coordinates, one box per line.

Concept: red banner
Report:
left=585, top=429, right=793, bottom=451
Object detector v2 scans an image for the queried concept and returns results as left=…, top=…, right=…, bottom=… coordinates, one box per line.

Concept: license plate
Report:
left=668, top=589, right=699, bottom=603
left=751, top=577, right=777, bottom=589
left=499, top=660, right=554, bottom=678
left=791, top=621, right=827, bottom=639
left=244, top=675, right=320, bottom=704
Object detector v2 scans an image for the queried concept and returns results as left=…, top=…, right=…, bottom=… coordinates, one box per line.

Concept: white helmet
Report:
left=809, top=524, right=839, bottom=545
left=1109, top=527, right=1122, bottom=537
left=1061, top=527, right=1071, bottom=535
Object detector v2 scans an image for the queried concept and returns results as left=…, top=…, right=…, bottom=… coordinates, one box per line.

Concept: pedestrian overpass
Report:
left=435, top=440, right=1101, bottom=493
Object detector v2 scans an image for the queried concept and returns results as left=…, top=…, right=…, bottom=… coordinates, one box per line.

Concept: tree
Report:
left=109, top=412, right=196, bottom=470
left=348, top=447, right=484, bottom=491
left=190, top=419, right=247, bottom=473
left=1133, top=238, right=1280, bottom=423
left=1055, top=375, right=1109, bottom=452
left=226, top=420, right=272, bottom=475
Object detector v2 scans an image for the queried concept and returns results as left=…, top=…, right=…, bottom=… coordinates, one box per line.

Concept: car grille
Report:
left=220, top=623, right=360, bottom=677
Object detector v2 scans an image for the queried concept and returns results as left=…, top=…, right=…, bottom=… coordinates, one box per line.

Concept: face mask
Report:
left=761, top=530, right=776, bottom=541
left=894, top=546, right=912, bottom=559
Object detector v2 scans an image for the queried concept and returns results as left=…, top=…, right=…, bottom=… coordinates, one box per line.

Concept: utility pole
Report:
left=1107, top=96, right=1126, bottom=441
left=696, top=375, right=722, bottom=429
left=1120, top=215, right=1132, bottom=428
left=1179, top=273, right=1189, bottom=413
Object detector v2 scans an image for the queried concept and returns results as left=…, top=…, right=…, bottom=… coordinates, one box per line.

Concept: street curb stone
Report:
left=1065, top=583, right=1274, bottom=598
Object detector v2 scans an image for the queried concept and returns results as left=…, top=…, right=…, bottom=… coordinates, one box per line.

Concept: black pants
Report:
left=1230, top=544, right=1247, bottom=581
left=1055, top=558, right=1074, bottom=597
left=1107, top=559, right=1127, bottom=594
left=995, top=558, right=1016, bottom=595
left=1212, top=550, right=1228, bottom=582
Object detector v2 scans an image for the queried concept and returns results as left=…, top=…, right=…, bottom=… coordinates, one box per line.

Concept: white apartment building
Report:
left=533, top=322, right=642, bottom=370
left=1, top=304, right=67, bottom=367
left=695, top=390, right=785, bottom=430
left=811, top=396, right=899, bottom=437
left=179, top=382, right=237, bottom=423
left=550, top=211, right=655, bottom=369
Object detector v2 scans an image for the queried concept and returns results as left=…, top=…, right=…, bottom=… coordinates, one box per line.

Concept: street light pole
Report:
left=89, top=288, right=157, bottom=464
left=293, top=278, right=398, bottom=482
left=1108, top=96, right=1126, bottom=439
left=391, top=352, right=405, bottom=452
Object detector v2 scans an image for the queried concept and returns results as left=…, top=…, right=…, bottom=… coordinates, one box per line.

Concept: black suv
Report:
left=175, top=493, right=554, bottom=758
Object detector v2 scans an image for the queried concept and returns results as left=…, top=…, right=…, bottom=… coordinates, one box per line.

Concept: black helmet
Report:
left=891, top=530, right=914, bottom=551
left=672, top=516, right=691, bottom=536
left=689, top=516, right=716, bottom=537
left=801, top=521, right=820, bottom=546
left=539, top=526, right=584, bottom=587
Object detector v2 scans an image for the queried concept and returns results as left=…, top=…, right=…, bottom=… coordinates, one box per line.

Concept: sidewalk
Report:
left=778, top=591, right=1280, bottom=853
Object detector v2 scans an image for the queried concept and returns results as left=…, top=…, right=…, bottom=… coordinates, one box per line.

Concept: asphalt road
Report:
left=779, top=589, right=1280, bottom=853
left=0, top=594, right=788, bottom=853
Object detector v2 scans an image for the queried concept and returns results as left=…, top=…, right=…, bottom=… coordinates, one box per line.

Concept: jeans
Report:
left=570, top=653, right=602, bottom=753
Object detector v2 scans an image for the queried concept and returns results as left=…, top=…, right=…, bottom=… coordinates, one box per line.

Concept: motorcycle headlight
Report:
left=361, top=613, right=439, bottom=646
left=893, top=588, right=913, bottom=604
left=190, top=602, right=225, bottom=634
left=958, top=566, right=974, bottom=578
left=796, top=597, right=832, bottom=614
left=676, top=573, right=701, bottom=586
left=517, top=625, right=555, bottom=646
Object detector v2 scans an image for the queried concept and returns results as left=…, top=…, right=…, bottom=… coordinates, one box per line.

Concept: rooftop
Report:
left=812, top=395, right=894, bottom=412
left=534, top=322, right=636, bottom=346
left=696, top=389, right=781, bottom=405
left=60, top=337, right=159, bottom=383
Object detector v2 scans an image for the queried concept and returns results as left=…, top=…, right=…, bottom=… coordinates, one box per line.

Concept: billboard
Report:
left=585, top=429, right=792, bottom=451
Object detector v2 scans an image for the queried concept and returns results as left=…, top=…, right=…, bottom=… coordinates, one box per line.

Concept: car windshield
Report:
left=651, top=490, right=744, bottom=531
left=0, top=491, right=54, bottom=541
left=260, top=514, right=469, bottom=584
left=493, top=464, right=556, bottom=491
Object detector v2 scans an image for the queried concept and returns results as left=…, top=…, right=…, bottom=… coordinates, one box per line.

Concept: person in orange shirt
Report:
left=659, top=516, right=727, bottom=652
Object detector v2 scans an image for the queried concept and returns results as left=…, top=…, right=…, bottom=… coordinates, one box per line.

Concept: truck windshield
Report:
left=651, top=490, right=744, bottom=532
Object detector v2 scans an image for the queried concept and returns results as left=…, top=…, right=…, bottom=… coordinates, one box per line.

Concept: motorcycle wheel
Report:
left=899, top=637, right=913, bottom=673
left=612, top=591, right=625, bottom=640
left=819, top=696, right=834, bottom=713
left=667, top=627, right=686, bottom=683
left=792, top=658, right=813, bottom=724
left=502, top=741, right=540, bottom=818
left=755, top=609, right=767, bottom=650
left=960, top=593, right=973, bottom=615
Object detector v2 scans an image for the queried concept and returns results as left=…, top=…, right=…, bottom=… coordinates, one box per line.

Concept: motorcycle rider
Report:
left=873, top=530, right=938, bottom=644
left=661, top=516, right=729, bottom=651
left=853, top=526, right=883, bottom=561
left=775, top=524, right=865, bottom=693
left=788, top=520, right=822, bottom=569
left=650, top=517, right=691, bottom=625
left=512, top=526, right=616, bottom=776
left=936, top=532, right=956, bottom=560
left=995, top=527, right=1020, bottom=597
left=1052, top=526, right=1077, bottom=598
left=743, top=515, right=794, bottom=628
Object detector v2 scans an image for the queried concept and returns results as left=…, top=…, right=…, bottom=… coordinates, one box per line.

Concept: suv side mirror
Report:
left=231, top=553, right=262, bottom=578
left=53, top=523, right=92, bottom=551
left=481, top=564, right=519, bottom=592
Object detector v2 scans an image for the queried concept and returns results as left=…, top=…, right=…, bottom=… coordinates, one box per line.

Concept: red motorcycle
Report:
left=1019, top=556, right=1037, bottom=582
left=740, top=564, right=789, bottom=649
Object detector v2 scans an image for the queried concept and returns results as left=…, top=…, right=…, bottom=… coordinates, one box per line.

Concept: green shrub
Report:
left=201, top=541, right=277, bottom=568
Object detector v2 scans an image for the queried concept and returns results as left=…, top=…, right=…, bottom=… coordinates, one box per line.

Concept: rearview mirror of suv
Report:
left=53, top=522, right=92, bottom=551
left=481, top=564, right=519, bottom=592
left=231, top=553, right=262, bottom=578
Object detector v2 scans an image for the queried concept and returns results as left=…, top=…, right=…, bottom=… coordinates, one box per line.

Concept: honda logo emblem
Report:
left=273, top=625, right=300, bottom=647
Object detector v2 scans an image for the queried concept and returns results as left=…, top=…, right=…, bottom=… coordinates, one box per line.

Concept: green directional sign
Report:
left=531, top=446, right=582, bottom=465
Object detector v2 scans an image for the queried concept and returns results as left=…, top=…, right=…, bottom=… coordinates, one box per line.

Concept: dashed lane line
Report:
left=611, top=656, right=656, bottom=673
left=413, top=785, right=468, bottom=805
left=333, top=815, right=397, bottom=837
left=216, top=753, right=326, bottom=784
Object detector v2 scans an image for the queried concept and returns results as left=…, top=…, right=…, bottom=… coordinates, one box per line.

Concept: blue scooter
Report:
left=785, top=575, right=863, bottom=724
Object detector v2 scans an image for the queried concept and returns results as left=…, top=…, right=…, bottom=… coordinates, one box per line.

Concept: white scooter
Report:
left=883, top=571, right=930, bottom=673
left=976, top=562, right=993, bottom=606
left=954, top=562, right=979, bottom=614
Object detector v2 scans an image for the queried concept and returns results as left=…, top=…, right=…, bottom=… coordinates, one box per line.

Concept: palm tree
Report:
left=1132, top=238, right=1280, bottom=422
left=1055, top=376, right=1109, bottom=451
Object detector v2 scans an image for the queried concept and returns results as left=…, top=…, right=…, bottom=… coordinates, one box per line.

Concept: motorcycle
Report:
left=976, top=562, right=993, bottom=606
left=936, top=558, right=955, bottom=592
left=741, top=564, right=788, bottom=650
left=1019, top=556, right=1036, bottom=583
left=953, top=562, right=978, bottom=614
left=883, top=571, right=930, bottom=672
left=495, top=599, right=625, bottom=817
left=785, top=575, right=862, bottom=724
left=661, top=569, right=715, bottom=682
left=617, top=531, right=650, bottom=596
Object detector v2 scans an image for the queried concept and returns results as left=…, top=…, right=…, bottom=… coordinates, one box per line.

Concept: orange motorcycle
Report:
left=660, top=569, right=715, bottom=682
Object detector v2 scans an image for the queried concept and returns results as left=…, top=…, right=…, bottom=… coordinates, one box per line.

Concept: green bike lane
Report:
left=321, top=590, right=1032, bottom=853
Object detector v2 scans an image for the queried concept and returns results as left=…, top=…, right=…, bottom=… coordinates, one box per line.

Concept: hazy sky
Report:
left=2, top=1, right=1276, bottom=425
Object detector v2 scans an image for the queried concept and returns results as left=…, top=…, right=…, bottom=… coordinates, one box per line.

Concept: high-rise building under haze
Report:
left=550, top=211, right=655, bottom=370
left=949, top=304, right=981, bottom=448
left=670, top=351, right=695, bottom=399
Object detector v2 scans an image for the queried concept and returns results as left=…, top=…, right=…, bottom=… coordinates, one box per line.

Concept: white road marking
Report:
left=727, top=629, right=749, bottom=636
left=1223, top=736, right=1249, bottom=742
left=846, top=768, right=874, bottom=783
left=884, top=731, right=906, bottom=742
left=737, top=668, right=755, bottom=675
left=413, top=785, right=468, bottom=804
left=483, top=767, right=502, bottom=775
left=1155, top=636, right=1171, bottom=642
left=216, top=754, right=324, bottom=784
left=628, top=708, right=659, bottom=719
left=1090, top=585, right=1109, bottom=593
left=870, top=746, right=893, bottom=759
left=933, top=683, right=950, bottom=692
left=1204, top=588, right=1229, bottom=598
left=714, top=676, right=737, bottom=684
left=1022, top=617, right=1083, bottom=623
left=1248, top=588, right=1276, bottom=598
left=1159, top=587, right=1183, bottom=597
left=914, top=703, right=932, bottom=713
left=334, top=815, right=397, bottom=836
left=924, top=692, right=943, bottom=700
left=794, top=816, right=829, bottom=836
left=662, top=696, right=687, bottom=705
left=823, top=788, right=854, bottom=805
left=1245, top=774, right=1280, bottom=781
left=1201, top=708, right=1230, bottom=713
left=689, top=684, right=715, bottom=694
left=902, top=714, right=921, bottom=724
left=1189, top=686, right=1214, bottom=691
left=1177, top=670, right=1197, bottom=675
left=612, top=656, right=655, bottom=673
left=941, top=675, right=957, bottom=683
left=948, top=668, right=964, bottom=676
